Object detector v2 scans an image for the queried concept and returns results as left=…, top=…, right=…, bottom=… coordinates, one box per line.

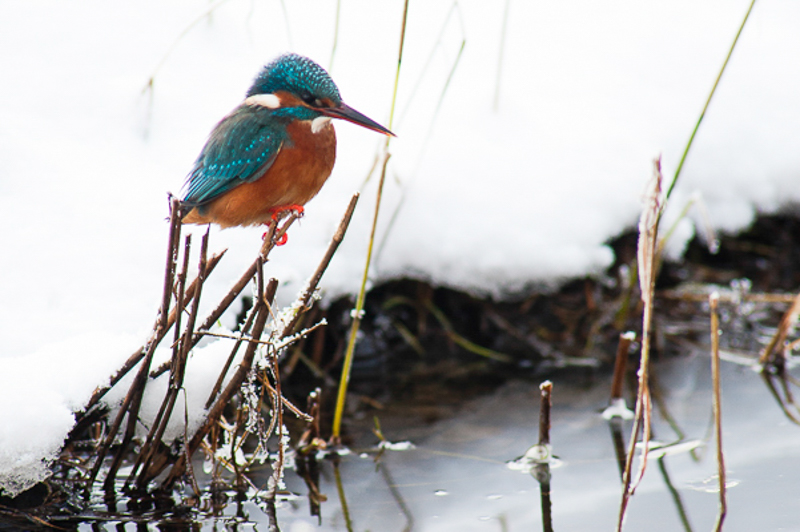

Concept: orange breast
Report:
left=184, top=119, right=337, bottom=228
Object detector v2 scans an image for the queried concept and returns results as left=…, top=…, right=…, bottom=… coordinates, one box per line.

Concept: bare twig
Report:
left=199, top=321, right=327, bottom=351
left=278, top=193, right=359, bottom=342
left=158, top=278, right=279, bottom=489
left=538, top=381, right=552, bottom=447
left=205, top=301, right=259, bottom=409
left=610, top=332, right=635, bottom=402
left=149, top=213, right=301, bottom=379
left=660, top=289, right=798, bottom=304
left=264, top=344, right=285, bottom=500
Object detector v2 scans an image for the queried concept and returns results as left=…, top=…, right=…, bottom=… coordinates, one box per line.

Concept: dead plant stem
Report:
left=710, top=293, right=727, bottom=531
left=617, top=160, right=662, bottom=531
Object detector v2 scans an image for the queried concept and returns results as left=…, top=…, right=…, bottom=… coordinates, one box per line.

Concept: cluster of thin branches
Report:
left=604, top=156, right=800, bottom=531
left=71, top=193, right=359, bottom=499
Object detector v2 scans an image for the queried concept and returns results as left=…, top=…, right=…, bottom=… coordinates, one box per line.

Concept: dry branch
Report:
left=709, top=292, right=727, bottom=531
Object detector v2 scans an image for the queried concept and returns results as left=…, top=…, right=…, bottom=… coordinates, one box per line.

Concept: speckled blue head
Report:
left=246, top=53, right=342, bottom=106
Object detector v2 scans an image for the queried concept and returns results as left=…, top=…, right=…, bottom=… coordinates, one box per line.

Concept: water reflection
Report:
left=70, top=354, right=800, bottom=531
left=258, top=355, right=800, bottom=531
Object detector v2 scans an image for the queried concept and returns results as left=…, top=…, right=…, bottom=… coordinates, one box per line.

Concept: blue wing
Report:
left=181, top=105, right=286, bottom=206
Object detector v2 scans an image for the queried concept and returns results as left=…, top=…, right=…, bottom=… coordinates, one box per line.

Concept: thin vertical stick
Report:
left=709, top=293, right=727, bottom=531
left=538, top=381, right=552, bottom=446
left=264, top=346, right=285, bottom=501
left=536, top=381, right=554, bottom=532
left=610, top=332, right=635, bottom=401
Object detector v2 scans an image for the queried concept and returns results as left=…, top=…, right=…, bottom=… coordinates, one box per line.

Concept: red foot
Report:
left=261, top=226, right=288, bottom=245
left=261, top=204, right=304, bottom=246
left=268, top=204, right=305, bottom=222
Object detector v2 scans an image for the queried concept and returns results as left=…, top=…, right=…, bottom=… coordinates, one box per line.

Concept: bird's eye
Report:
left=300, top=92, right=324, bottom=108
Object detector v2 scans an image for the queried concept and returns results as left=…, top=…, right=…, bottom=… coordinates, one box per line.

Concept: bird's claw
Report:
left=261, top=225, right=288, bottom=246
left=261, top=205, right=304, bottom=245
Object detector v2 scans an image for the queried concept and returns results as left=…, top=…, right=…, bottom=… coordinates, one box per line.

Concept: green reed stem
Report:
left=664, top=0, right=757, bottom=202
left=331, top=0, right=409, bottom=440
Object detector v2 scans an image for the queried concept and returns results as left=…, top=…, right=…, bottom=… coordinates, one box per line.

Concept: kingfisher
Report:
left=180, top=53, right=394, bottom=231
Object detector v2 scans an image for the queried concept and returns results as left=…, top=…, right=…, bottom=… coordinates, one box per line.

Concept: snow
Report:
left=2, top=0, right=800, bottom=496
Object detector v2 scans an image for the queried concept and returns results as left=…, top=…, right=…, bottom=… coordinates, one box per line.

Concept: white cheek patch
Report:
left=311, top=116, right=332, bottom=134
left=245, top=93, right=281, bottom=109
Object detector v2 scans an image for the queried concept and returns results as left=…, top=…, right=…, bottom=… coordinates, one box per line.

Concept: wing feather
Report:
left=181, top=105, right=286, bottom=206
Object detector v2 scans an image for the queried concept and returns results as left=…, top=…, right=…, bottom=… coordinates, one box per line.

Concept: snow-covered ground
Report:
left=1, top=0, right=799, bottom=496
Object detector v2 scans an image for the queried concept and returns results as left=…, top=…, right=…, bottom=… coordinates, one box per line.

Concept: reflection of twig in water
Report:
left=649, top=372, right=688, bottom=446
left=333, top=459, right=354, bottom=532
left=756, top=291, right=800, bottom=424
left=608, top=420, right=627, bottom=481
left=379, top=462, right=414, bottom=532
left=760, top=372, right=800, bottom=425
left=605, top=332, right=634, bottom=480
left=657, top=458, right=693, bottom=532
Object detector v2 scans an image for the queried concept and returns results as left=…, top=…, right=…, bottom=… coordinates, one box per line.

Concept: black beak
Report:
left=323, top=103, right=395, bottom=136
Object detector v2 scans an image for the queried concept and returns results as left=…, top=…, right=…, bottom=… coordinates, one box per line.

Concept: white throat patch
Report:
left=311, top=116, right=332, bottom=134
left=244, top=93, right=281, bottom=109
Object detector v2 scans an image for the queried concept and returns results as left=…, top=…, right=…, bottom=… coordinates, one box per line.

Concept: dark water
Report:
left=77, top=353, right=800, bottom=531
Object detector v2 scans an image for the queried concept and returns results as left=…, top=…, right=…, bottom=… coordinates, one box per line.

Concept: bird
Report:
left=180, top=53, right=394, bottom=232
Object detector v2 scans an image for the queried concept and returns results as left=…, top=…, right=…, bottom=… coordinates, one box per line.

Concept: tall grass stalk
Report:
left=331, top=0, right=409, bottom=441
left=665, top=0, right=757, bottom=201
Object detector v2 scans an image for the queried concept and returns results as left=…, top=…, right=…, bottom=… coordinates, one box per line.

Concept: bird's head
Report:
left=245, top=53, right=394, bottom=136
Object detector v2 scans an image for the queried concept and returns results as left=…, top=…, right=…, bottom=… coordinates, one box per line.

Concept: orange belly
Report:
left=184, top=120, right=337, bottom=228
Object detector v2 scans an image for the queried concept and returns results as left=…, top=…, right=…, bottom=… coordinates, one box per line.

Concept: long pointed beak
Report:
left=323, top=103, right=395, bottom=137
